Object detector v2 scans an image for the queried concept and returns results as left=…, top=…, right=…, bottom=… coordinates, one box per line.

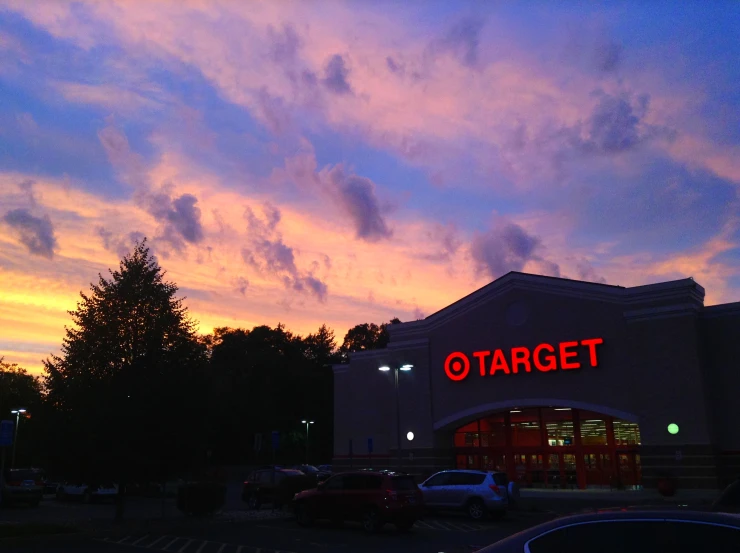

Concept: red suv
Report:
left=292, top=471, right=423, bottom=533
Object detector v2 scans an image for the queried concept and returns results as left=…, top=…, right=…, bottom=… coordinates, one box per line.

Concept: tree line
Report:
left=2, top=240, right=400, bottom=490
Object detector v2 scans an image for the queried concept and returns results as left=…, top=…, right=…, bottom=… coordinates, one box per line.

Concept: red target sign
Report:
left=444, top=351, right=470, bottom=381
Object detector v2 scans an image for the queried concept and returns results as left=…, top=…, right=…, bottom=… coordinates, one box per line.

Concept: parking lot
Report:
left=0, top=493, right=554, bottom=553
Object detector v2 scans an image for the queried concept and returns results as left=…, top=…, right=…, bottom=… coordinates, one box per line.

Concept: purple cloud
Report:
left=241, top=203, right=328, bottom=302
left=267, top=24, right=301, bottom=64
left=470, top=221, right=559, bottom=279
left=428, top=16, right=485, bottom=67
left=322, top=54, right=352, bottom=95
left=18, top=179, right=36, bottom=207
left=595, top=41, right=622, bottom=72
left=3, top=208, right=58, bottom=259
left=576, top=259, right=607, bottom=284
left=322, top=166, right=392, bottom=241
left=583, top=92, right=651, bottom=154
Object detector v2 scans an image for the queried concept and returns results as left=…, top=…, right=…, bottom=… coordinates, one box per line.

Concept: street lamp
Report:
left=10, top=409, right=27, bottom=469
left=301, top=420, right=314, bottom=464
left=378, top=364, right=413, bottom=470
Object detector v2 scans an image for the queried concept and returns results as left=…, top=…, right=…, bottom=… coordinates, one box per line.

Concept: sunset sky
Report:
left=1, top=1, right=739, bottom=375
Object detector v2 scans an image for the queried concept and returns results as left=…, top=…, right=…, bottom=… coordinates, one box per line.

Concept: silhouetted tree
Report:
left=43, top=239, right=209, bottom=518
left=338, top=318, right=401, bottom=361
left=207, top=323, right=340, bottom=465
left=0, top=358, right=45, bottom=468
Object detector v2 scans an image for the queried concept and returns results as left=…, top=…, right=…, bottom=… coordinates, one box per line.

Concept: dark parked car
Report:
left=474, top=510, right=740, bottom=552
left=242, top=468, right=315, bottom=509
left=292, top=470, right=423, bottom=533
left=1, top=468, right=44, bottom=506
left=712, top=477, right=740, bottom=514
left=291, top=464, right=332, bottom=482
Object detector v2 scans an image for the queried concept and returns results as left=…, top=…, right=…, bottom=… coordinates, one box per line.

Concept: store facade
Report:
left=332, top=272, right=740, bottom=490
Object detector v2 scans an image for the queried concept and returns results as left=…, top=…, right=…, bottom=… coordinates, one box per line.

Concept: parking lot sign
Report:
left=0, top=421, right=13, bottom=447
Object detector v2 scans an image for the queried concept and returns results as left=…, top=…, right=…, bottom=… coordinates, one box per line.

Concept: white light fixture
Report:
left=379, top=366, right=391, bottom=371
left=301, top=420, right=307, bottom=423
left=406, top=431, right=414, bottom=441
left=400, top=364, right=413, bottom=371
left=554, top=408, right=571, bottom=411
left=510, top=410, right=521, bottom=413
left=10, top=409, right=26, bottom=414
left=309, top=421, right=315, bottom=425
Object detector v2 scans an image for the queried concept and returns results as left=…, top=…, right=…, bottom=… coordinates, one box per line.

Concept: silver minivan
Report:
left=419, top=469, right=509, bottom=520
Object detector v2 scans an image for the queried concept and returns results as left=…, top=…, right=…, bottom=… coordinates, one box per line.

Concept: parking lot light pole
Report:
left=379, top=364, right=412, bottom=471
left=10, top=409, right=26, bottom=469
left=301, top=420, right=314, bottom=464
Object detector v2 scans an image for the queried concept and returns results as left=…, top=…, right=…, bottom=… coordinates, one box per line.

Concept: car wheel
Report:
left=362, top=507, right=382, bottom=534
left=295, top=503, right=314, bottom=527
left=467, top=499, right=486, bottom=521
left=247, top=494, right=261, bottom=510
left=395, top=520, right=415, bottom=532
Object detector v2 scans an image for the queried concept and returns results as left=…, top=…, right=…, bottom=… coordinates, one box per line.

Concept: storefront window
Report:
left=579, top=412, right=608, bottom=446
left=613, top=420, right=641, bottom=446
left=480, top=414, right=506, bottom=447
left=510, top=408, right=542, bottom=447
left=454, top=420, right=480, bottom=447
left=541, top=407, right=575, bottom=446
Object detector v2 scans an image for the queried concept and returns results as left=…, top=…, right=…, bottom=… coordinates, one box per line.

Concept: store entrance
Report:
left=453, top=407, right=642, bottom=490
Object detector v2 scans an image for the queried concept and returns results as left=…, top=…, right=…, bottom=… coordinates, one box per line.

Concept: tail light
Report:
left=7, top=481, right=21, bottom=487
left=385, top=489, right=398, bottom=501
left=489, top=484, right=501, bottom=496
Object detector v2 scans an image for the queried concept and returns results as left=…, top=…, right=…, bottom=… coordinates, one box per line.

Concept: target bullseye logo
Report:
left=444, top=351, right=470, bottom=381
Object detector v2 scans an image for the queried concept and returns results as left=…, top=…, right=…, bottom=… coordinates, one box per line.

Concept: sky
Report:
left=1, top=1, right=739, bottom=375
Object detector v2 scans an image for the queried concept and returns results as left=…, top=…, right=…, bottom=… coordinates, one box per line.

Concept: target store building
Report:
left=332, top=272, right=740, bottom=490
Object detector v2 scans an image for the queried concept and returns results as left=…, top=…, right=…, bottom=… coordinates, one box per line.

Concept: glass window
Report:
left=390, top=476, right=418, bottom=491
left=448, top=472, right=486, bottom=486
left=529, top=520, right=740, bottom=553
left=613, top=420, right=641, bottom=446
left=541, top=407, right=574, bottom=446
left=344, top=474, right=382, bottom=490
left=257, top=471, right=272, bottom=484
left=579, top=411, right=608, bottom=446
left=479, top=414, right=506, bottom=447
left=324, top=475, right=345, bottom=490
left=715, top=479, right=740, bottom=513
left=510, top=408, right=542, bottom=447
left=423, top=472, right=452, bottom=487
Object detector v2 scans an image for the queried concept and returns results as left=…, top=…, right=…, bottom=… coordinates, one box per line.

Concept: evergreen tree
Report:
left=43, top=240, right=209, bottom=517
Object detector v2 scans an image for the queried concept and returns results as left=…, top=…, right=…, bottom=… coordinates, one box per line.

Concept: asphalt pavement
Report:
left=0, top=499, right=553, bottom=553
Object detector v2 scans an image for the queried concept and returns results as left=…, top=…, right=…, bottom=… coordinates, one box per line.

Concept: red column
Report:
left=573, top=409, right=587, bottom=490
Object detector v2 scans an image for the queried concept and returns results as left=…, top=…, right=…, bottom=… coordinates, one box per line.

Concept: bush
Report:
left=176, top=481, right=226, bottom=516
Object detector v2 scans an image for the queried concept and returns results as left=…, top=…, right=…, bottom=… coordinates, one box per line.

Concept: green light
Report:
left=667, top=423, right=679, bottom=435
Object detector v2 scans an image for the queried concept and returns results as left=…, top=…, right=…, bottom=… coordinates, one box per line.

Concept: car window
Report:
left=715, top=480, right=740, bottom=513
left=390, top=476, right=418, bottom=490
left=324, top=475, right=345, bottom=490
left=448, top=472, right=485, bottom=485
left=7, top=470, right=41, bottom=481
left=343, top=474, right=382, bottom=490
left=257, top=471, right=272, bottom=484
left=526, top=520, right=740, bottom=553
left=492, top=472, right=509, bottom=486
left=424, top=472, right=451, bottom=487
